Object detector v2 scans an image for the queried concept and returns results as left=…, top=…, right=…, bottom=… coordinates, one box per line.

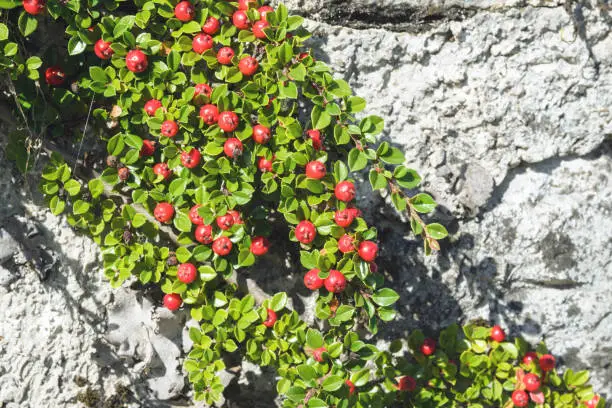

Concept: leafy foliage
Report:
left=0, top=0, right=604, bottom=407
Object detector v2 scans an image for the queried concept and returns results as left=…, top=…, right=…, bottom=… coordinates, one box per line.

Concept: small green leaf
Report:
left=426, top=223, right=448, bottom=240
left=297, top=364, right=317, bottom=381
left=371, top=288, right=400, bottom=306
left=368, top=169, right=387, bottom=190
left=306, top=329, right=324, bottom=349
left=269, top=292, right=287, bottom=311
left=348, top=148, right=368, bottom=172
left=411, top=193, right=437, bottom=213
left=322, top=375, right=344, bottom=391
left=18, top=12, right=38, bottom=37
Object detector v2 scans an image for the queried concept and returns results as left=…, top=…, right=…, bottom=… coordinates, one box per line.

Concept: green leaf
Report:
left=380, top=147, right=405, bottom=164
left=198, top=265, right=217, bottom=281
left=73, top=200, right=90, bottom=215
left=346, top=96, right=366, bottom=113
left=394, top=166, right=421, bottom=189
left=411, top=193, right=437, bottom=213
left=297, top=364, right=317, bottom=381
left=49, top=196, right=65, bottom=215
left=368, top=169, right=387, bottom=190
left=0, top=0, right=21, bottom=9
left=311, top=106, right=331, bottom=130
left=88, top=179, right=104, bottom=199
left=18, top=12, right=38, bottom=37
left=0, top=23, right=8, bottom=40
left=89, top=66, right=108, bottom=83
left=113, top=15, right=135, bottom=38
left=289, top=63, right=306, bottom=81
left=306, top=329, right=324, bottom=349
left=269, top=292, right=287, bottom=312
left=68, top=36, right=86, bottom=55
left=348, top=148, right=368, bottom=172
left=322, top=375, right=344, bottom=391
left=212, top=309, right=228, bottom=326
left=371, top=288, right=400, bottom=306
left=426, top=223, right=448, bottom=240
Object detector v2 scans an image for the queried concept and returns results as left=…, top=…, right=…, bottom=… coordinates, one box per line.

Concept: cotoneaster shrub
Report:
left=0, top=0, right=605, bottom=406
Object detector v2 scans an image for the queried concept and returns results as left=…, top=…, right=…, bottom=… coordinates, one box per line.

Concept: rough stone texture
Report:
left=1, top=0, right=612, bottom=406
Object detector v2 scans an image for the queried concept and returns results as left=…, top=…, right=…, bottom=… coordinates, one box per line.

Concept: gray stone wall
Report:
left=0, top=0, right=610, bottom=406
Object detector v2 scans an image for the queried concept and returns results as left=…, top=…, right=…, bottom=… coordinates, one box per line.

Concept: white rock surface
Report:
left=1, top=0, right=611, bottom=406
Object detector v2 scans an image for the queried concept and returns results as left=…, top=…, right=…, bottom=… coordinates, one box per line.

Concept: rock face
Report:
left=1, top=1, right=611, bottom=406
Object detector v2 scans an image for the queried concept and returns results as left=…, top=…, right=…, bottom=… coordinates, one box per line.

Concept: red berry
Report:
left=192, top=33, right=213, bottom=54
left=181, top=148, right=201, bottom=169
left=585, top=395, right=600, bottom=408
left=421, top=338, right=436, bottom=356
left=154, top=202, right=174, bottom=223
left=298, top=52, right=310, bottom=60
left=125, top=50, right=148, bottom=73
left=295, top=220, right=316, bottom=244
left=23, top=0, right=45, bottom=15
left=238, top=0, right=255, bottom=10
left=523, top=373, right=541, bottom=392
left=232, top=10, right=250, bottom=30
left=252, top=124, right=271, bottom=144
left=369, top=262, right=379, bottom=273
left=199, top=104, right=219, bottom=125
left=512, top=390, right=529, bottom=407
left=194, top=224, right=213, bottom=244
left=345, top=379, right=356, bottom=395
left=163, top=293, right=182, bottom=311
left=305, top=161, right=326, bottom=179
left=395, top=376, right=416, bottom=392
left=490, top=325, right=506, bottom=342
left=139, top=140, right=156, bottom=157
left=160, top=120, right=179, bottom=138
left=304, top=268, right=324, bottom=290
left=358, top=241, right=378, bottom=262
left=228, top=210, right=243, bottom=225
left=262, top=308, right=277, bottom=328
left=258, top=157, right=273, bottom=173
left=216, top=214, right=234, bottom=230
left=324, top=270, right=347, bottom=293
left=224, top=138, right=243, bottom=158
left=306, top=129, right=324, bottom=150
left=202, top=16, right=220, bottom=35
left=258, top=5, right=273, bottom=21
left=144, top=99, right=163, bottom=116
left=218, top=111, right=239, bottom=132
left=522, top=352, right=538, bottom=366
left=118, top=167, right=130, bottom=181
left=194, top=83, right=212, bottom=99
left=177, top=263, right=197, bottom=284
left=312, top=346, right=326, bottom=363
left=94, top=39, right=114, bottom=60
left=217, top=47, right=235, bottom=65
left=45, top=66, right=65, bottom=86
left=347, top=207, right=362, bottom=218
left=174, top=1, right=195, bottom=22
left=212, top=236, right=233, bottom=256
left=338, top=234, right=355, bottom=253
left=153, top=163, right=172, bottom=180
left=238, top=56, right=259, bottom=76
left=334, top=209, right=355, bottom=228
left=189, top=205, right=204, bottom=225
left=539, top=354, right=556, bottom=371
left=252, top=20, right=269, bottom=39
left=250, top=236, right=270, bottom=256
left=335, top=181, right=356, bottom=202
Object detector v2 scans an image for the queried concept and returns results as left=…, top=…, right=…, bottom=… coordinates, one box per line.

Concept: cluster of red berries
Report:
left=157, top=201, right=271, bottom=310
left=297, top=174, right=379, bottom=294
